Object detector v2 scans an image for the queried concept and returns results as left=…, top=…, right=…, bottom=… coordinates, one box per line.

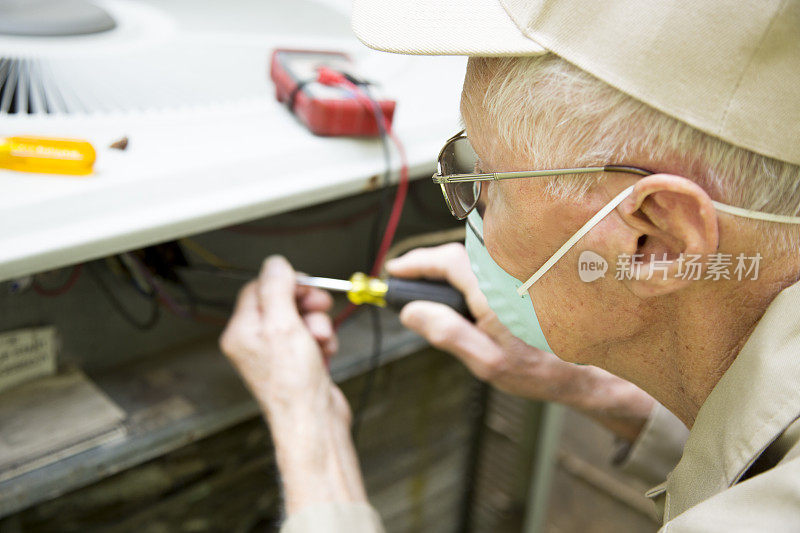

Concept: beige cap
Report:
left=352, top=0, right=800, bottom=166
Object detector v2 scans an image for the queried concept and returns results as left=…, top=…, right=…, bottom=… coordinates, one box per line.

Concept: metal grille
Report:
left=0, top=58, right=67, bottom=114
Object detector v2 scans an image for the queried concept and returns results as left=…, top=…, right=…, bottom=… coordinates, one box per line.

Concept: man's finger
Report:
left=386, top=243, right=490, bottom=317
left=220, top=282, right=260, bottom=355
left=227, top=282, right=260, bottom=327
left=297, top=286, right=334, bottom=313
left=321, top=335, right=338, bottom=359
left=386, top=244, right=469, bottom=281
left=258, top=255, right=302, bottom=323
left=303, top=311, right=334, bottom=346
left=303, top=311, right=337, bottom=358
left=399, top=300, right=504, bottom=381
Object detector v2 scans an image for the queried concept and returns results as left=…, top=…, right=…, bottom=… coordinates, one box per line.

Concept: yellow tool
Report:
left=0, top=136, right=96, bottom=175
left=296, top=273, right=468, bottom=314
left=198, top=268, right=469, bottom=314
left=298, top=273, right=389, bottom=306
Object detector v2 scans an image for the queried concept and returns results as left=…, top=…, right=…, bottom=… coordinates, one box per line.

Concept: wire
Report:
left=86, top=262, right=160, bottom=331
left=330, top=74, right=410, bottom=330
left=117, top=254, right=156, bottom=296
left=123, top=249, right=231, bottom=327
left=371, top=132, right=409, bottom=274
left=335, top=76, right=410, bottom=276
left=351, top=305, right=382, bottom=440
left=332, top=89, right=392, bottom=330
left=172, top=266, right=233, bottom=326
left=123, top=253, right=193, bottom=320
left=326, top=77, right=408, bottom=441
left=346, top=81, right=390, bottom=437
left=179, top=238, right=235, bottom=269
left=366, top=85, right=394, bottom=272
left=33, top=264, right=83, bottom=297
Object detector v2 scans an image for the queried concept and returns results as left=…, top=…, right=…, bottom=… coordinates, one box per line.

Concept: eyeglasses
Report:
left=432, top=130, right=654, bottom=220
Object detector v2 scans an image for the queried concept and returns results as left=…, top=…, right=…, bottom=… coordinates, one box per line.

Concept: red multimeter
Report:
left=270, top=49, right=396, bottom=137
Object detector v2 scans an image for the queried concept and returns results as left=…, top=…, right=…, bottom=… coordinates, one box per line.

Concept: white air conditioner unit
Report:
left=0, top=0, right=375, bottom=115
left=0, top=0, right=465, bottom=282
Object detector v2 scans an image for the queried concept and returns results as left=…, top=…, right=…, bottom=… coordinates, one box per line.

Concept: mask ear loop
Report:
left=515, top=184, right=800, bottom=297
left=517, top=185, right=635, bottom=296
left=711, top=201, right=800, bottom=224
left=466, top=213, right=485, bottom=246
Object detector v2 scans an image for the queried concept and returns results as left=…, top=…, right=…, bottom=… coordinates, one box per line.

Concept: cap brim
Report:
left=351, top=0, right=546, bottom=56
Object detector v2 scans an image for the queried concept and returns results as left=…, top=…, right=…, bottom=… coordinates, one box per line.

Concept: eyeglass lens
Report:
left=441, top=137, right=481, bottom=219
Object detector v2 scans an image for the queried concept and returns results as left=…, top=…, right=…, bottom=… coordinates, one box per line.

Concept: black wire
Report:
left=365, top=86, right=393, bottom=266
left=86, top=262, right=161, bottom=331
left=351, top=306, right=382, bottom=440
left=286, top=78, right=313, bottom=111
left=457, top=380, right=491, bottom=532
left=352, top=85, right=393, bottom=442
left=172, top=270, right=199, bottom=316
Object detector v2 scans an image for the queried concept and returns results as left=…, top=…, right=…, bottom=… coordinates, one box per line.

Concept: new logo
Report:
left=578, top=251, right=608, bottom=282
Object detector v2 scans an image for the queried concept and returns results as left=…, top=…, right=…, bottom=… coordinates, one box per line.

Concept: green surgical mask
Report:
left=465, top=210, right=552, bottom=352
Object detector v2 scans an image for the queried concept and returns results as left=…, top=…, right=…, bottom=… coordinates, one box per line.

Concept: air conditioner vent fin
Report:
left=0, top=58, right=67, bottom=115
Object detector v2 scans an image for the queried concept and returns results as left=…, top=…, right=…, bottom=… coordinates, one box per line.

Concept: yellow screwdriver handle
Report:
left=0, top=136, right=96, bottom=175
left=346, top=272, right=389, bottom=307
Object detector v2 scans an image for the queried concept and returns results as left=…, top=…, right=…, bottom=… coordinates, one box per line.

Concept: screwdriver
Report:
left=297, top=273, right=469, bottom=315
left=0, top=136, right=96, bottom=175
left=206, top=268, right=469, bottom=316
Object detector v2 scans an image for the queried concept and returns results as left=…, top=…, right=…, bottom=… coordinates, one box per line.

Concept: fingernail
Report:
left=265, top=255, right=287, bottom=276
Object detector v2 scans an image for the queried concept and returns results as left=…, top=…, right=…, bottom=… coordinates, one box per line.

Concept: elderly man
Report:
left=220, top=0, right=800, bottom=530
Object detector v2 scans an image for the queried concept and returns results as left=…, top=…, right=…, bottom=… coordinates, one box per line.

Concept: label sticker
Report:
left=0, top=327, right=58, bottom=394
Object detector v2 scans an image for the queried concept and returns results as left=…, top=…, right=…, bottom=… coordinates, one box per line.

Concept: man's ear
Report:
left=616, top=174, right=719, bottom=297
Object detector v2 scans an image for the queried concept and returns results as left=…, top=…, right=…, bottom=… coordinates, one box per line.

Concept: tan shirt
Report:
left=618, top=401, right=689, bottom=488
left=281, top=502, right=385, bottom=533
left=280, top=280, right=800, bottom=531
left=647, top=279, right=800, bottom=531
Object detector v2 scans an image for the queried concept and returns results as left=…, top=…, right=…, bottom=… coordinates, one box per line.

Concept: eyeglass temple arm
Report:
left=436, top=165, right=652, bottom=183
left=495, top=165, right=652, bottom=180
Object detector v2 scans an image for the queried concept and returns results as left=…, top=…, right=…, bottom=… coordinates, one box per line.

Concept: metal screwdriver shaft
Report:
left=294, top=274, right=353, bottom=293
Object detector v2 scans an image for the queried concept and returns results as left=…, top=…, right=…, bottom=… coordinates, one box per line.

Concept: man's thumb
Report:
left=258, top=255, right=300, bottom=321
left=399, top=300, right=502, bottom=380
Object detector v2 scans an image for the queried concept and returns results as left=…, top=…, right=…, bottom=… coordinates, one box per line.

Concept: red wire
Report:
left=334, top=76, right=409, bottom=276
left=370, top=128, right=408, bottom=276
left=333, top=303, right=358, bottom=329
left=33, top=264, right=83, bottom=297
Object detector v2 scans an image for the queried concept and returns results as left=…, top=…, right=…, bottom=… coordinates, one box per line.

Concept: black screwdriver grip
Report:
left=385, top=278, right=470, bottom=316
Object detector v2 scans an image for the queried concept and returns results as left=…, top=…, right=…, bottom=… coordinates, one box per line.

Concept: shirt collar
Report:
left=663, top=279, right=800, bottom=520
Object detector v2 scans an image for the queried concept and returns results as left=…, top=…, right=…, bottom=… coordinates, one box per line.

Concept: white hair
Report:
left=463, top=55, right=800, bottom=248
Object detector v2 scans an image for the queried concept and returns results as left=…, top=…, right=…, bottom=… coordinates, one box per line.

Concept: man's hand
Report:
left=386, top=243, right=654, bottom=442
left=220, top=255, right=341, bottom=416
left=220, top=256, right=367, bottom=514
